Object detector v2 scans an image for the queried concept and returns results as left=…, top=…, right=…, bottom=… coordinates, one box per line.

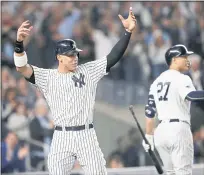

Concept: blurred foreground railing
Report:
left=23, top=138, right=50, bottom=171
left=2, top=164, right=204, bottom=175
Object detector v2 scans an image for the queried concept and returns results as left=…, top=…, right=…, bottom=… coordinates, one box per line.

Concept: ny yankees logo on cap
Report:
left=72, top=73, right=85, bottom=88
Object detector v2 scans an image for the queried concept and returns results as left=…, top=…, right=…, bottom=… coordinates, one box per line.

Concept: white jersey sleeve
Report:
left=178, top=75, right=196, bottom=100
left=32, top=65, right=50, bottom=94
left=84, top=56, right=108, bottom=83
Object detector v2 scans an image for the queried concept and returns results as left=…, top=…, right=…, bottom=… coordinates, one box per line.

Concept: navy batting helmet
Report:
left=165, top=44, right=194, bottom=66
left=55, top=39, right=82, bottom=59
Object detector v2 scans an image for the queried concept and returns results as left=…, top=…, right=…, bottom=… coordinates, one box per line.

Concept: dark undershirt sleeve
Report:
left=24, top=65, right=35, bottom=84
left=186, top=91, right=204, bottom=101
left=106, top=30, right=131, bottom=72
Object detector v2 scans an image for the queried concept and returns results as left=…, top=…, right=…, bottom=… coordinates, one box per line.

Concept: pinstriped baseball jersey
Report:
left=149, top=69, right=196, bottom=123
left=32, top=56, right=107, bottom=126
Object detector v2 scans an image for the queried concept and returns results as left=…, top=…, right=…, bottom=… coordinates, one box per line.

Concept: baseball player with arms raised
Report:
left=13, top=7, right=136, bottom=175
left=142, top=44, right=204, bottom=175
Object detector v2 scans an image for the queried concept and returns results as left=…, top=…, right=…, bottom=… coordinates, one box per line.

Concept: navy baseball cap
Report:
left=55, top=39, right=82, bottom=56
left=165, top=44, right=194, bottom=65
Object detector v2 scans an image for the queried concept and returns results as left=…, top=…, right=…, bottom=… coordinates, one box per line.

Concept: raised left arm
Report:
left=106, top=7, right=136, bottom=72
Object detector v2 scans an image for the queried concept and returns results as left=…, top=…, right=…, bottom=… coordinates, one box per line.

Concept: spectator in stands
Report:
left=188, top=9, right=204, bottom=59
left=200, top=126, right=204, bottom=162
left=108, top=136, right=129, bottom=167
left=188, top=54, right=204, bottom=131
left=122, top=128, right=144, bottom=167
left=193, top=126, right=204, bottom=163
left=148, top=29, right=170, bottom=79
left=7, top=102, right=30, bottom=140
left=1, top=132, right=29, bottom=173
left=2, top=67, right=17, bottom=91
left=2, top=88, right=19, bottom=123
left=1, top=123, right=10, bottom=141
left=129, top=25, right=150, bottom=84
left=1, top=67, right=13, bottom=111
left=2, top=11, right=15, bottom=63
left=108, top=154, right=124, bottom=168
left=58, top=2, right=81, bottom=39
left=29, top=98, right=54, bottom=170
left=2, top=67, right=12, bottom=90
left=188, top=54, right=204, bottom=91
left=17, top=77, right=35, bottom=109
left=72, top=18, right=96, bottom=64
left=122, top=29, right=141, bottom=83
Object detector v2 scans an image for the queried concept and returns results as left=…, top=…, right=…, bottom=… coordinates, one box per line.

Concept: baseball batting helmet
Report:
left=55, top=39, right=82, bottom=59
left=165, top=44, right=194, bottom=66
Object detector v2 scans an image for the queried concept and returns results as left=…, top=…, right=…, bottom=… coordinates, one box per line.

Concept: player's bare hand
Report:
left=118, top=7, right=137, bottom=33
left=17, top=20, right=33, bottom=42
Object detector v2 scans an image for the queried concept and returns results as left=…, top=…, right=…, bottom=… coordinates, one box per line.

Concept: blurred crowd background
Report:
left=1, top=1, right=204, bottom=173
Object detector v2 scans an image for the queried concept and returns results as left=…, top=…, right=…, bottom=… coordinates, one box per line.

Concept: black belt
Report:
left=159, top=119, right=189, bottom=125
left=55, top=124, right=93, bottom=131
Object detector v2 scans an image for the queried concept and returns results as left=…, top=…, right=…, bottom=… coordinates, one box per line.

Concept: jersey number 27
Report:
left=157, top=82, right=171, bottom=101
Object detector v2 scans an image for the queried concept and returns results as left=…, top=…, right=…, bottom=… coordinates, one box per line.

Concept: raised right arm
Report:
left=14, top=21, right=49, bottom=92
left=14, top=21, right=34, bottom=78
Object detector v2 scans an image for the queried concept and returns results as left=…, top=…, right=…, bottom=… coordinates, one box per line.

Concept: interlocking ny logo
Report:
left=72, top=73, right=85, bottom=88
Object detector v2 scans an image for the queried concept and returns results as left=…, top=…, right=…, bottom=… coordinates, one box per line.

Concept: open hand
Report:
left=118, top=7, right=137, bottom=33
left=17, top=20, right=33, bottom=42
left=18, top=146, right=29, bottom=160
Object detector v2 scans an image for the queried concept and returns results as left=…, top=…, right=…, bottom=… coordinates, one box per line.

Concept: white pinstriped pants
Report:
left=154, top=121, right=193, bottom=175
left=47, top=128, right=107, bottom=175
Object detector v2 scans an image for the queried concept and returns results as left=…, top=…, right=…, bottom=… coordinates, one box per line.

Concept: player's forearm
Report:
left=14, top=40, right=33, bottom=78
left=186, top=91, right=204, bottom=101
left=106, top=30, right=131, bottom=71
left=15, top=62, right=33, bottom=79
left=145, top=117, right=154, bottom=135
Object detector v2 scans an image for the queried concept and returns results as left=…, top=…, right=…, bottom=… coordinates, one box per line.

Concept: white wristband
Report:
left=14, top=51, right=28, bottom=67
